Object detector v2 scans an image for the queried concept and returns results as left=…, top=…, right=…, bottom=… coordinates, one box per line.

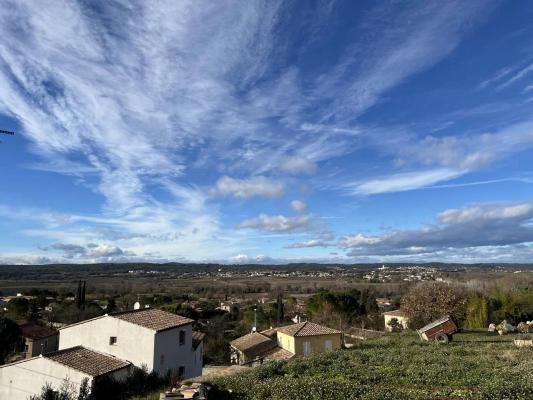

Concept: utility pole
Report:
left=252, top=305, right=258, bottom=332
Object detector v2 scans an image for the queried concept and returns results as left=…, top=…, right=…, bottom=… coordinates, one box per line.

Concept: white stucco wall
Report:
left=153, top=324, right=198, bottom=378
left=384, top=315, right=409, bottom=331
left=0, top=357, right=93, bottom=400
left=59, top=316, right=156, bottom=371
left=191, top=342, right=203, bottom=378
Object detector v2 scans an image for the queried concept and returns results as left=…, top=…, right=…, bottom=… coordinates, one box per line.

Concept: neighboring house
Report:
left=19, top=322, right=59, bottom=358
left=219, top=301, right=240, bottom=314
left=383, top=309, right=410, bottom=331
left=59, top=308, right=203, bottom=378
left=230, top=321, right=342, bottom=366
left=0, top=346, right=131, bottom=400
left=376, top=298, right=392, bottom=308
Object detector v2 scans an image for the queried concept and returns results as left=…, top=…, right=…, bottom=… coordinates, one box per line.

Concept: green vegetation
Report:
left=306, top=289, right=380, bottom=330
left=0, top=316, right=21, bottom=364
left=465, top=287, right=533, bottom=328
left=211, top=332, right=533, bottom=400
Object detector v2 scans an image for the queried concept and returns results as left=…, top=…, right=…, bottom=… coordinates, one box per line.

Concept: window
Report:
left=325, top=340, right=333, bottom=351
left=179, top=330, right=186, bottom=345
left=109, top=336, right=117, bottom=345
left=303, top=341, right=311, bottom=356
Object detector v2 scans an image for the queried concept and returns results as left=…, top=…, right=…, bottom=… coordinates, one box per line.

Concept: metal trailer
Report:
left=417, top=315, right=458, bottom=344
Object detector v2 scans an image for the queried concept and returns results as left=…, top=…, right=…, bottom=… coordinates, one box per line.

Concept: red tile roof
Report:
left=277, top=321, right=341, bottom=337
left=112, top=308, right=193, bottom=331
left=230, top=332, right=277, bottom=358
left=19, top=322, right=57, bottom=340
left=192, top=331, right=205, bottom=350
left=46, top=346, right=130, bottom=377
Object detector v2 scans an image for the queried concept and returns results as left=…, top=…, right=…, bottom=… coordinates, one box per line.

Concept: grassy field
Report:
left=210, top=331, right=533, bottom=400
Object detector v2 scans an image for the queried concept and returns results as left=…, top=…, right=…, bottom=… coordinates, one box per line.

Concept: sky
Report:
left=1, top=0, right=533, bottom=264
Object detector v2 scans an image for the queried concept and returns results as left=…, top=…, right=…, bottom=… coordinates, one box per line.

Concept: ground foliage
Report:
left=212, top=332, right=533, bottom=400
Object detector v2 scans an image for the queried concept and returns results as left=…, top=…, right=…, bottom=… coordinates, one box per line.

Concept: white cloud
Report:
left=348, top=168, right=464, bottom=195
left=497, top=62, right=533, bottom=89
left=286, top=239, right=331, bottom=249
left=437, top=203, right=533, bottom=224
left=279, top=157, right=318, bottom=175
left=238, top=213, right=312, bottom=232
left=340, top=201, right=533, bottom=258
left=290, top=200, right=307, bottom=213
left=397, top=122, right=533, bottom=171
left=211, top=176, right=284, bottom=199
left=345, top=121, right=533, bottom=196
left=229, top=254, right=273, bottom=264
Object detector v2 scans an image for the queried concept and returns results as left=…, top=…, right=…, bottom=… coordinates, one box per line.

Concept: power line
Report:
left=0, top=128, right=15, bottom=144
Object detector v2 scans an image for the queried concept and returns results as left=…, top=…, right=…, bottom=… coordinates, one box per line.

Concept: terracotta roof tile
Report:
left=230, top=332, right=277, bottom=358
left=192, top=331, right=205, bottom=350
left=263, top=347, right=294, bottom=361
left=19, top=322, right=57, bottom=340
left=46, top=346, right=130, bottom=377
left=112, top=308, right=193, bottom=331
left=277, top=321, right=341, bottom=337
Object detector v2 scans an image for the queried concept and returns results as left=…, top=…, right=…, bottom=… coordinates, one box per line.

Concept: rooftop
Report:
left=230, top=332, right=277, bottom=357
left=276, top=321, right=341, bottom=337
left=192, top=330, right=205, bottom=350
left=61, top=308, right=194, bottom=332
left=112, top=308, right=194, bottom=331
left=383, top=309, right=408, bottom=318
left=19, top=322, right=57, bottom=340
left=46, top=346, right=131, bottom=377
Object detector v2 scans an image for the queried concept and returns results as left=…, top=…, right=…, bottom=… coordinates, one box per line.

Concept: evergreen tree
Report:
left=276, top=293, right=284, bottom=325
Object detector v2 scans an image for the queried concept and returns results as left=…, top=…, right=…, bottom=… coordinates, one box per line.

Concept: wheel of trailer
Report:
left=435, top=333, right=449, bottom=343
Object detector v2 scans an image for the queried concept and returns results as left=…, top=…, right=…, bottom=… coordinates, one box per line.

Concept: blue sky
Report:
left=1, top=0, right=533, bottom=264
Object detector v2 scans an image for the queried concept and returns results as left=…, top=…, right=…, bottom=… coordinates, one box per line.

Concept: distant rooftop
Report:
left=192, top=330, right=205, bottom=350
left=383, top=309, right=408, bottom=318
left=19, top=322, right=57, bottom=340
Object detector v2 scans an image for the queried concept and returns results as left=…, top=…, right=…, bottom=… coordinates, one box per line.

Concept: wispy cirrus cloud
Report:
left=347, top=168, right=464, bottom=195
left=0, top=0, right=515, bottom=262
left=347, top=121, right=533, bottom=195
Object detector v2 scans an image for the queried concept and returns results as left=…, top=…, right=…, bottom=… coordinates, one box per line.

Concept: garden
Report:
left=210, top=331, right=533, bottom=400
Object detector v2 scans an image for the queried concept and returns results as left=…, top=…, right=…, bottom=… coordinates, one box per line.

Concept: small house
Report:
left=18, top=322, right=59, bottom=358
left=383, top=309, right=410, bottom=331
left=230, top=321, right=341, bottom=366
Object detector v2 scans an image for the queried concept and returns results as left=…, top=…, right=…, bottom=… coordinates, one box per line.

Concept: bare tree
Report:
left=401, top=282, right=466, bottom=329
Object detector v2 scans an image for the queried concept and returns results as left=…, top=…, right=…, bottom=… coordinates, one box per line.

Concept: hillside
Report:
left=209, top=332, right=533, bottom=400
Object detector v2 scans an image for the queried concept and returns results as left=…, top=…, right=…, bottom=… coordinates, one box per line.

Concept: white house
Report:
left=0, top=346, right=131, bottom=400
left=383, top=309, right=410, bottom=331
left=59, top=308, right=203, bottom=378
